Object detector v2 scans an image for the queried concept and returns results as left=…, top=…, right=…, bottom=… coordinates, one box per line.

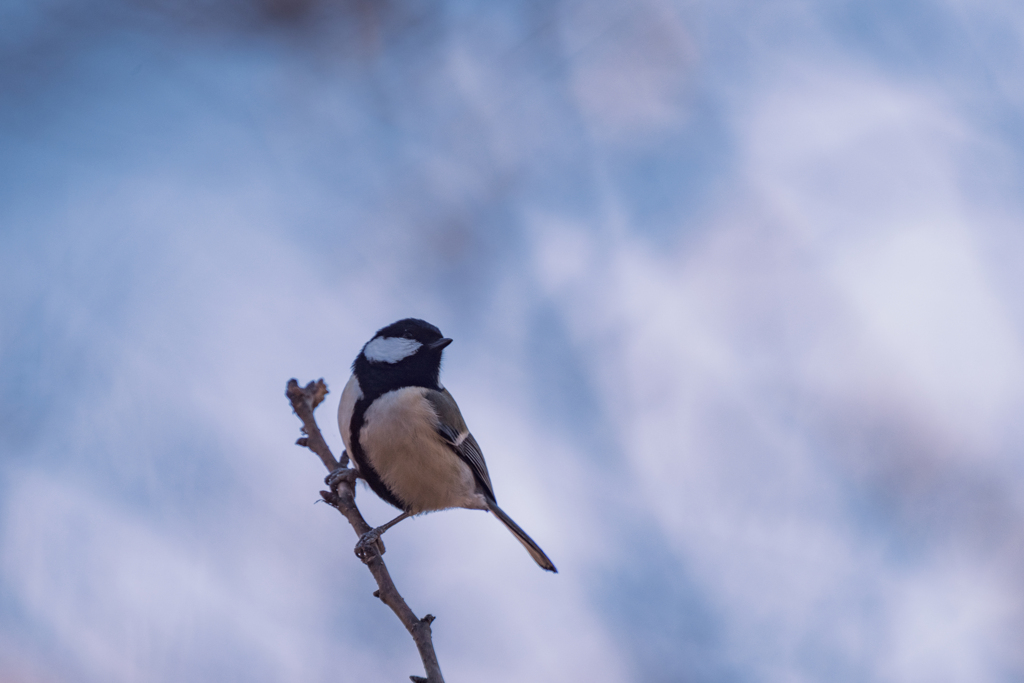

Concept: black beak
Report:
left=428, top=338, right=453, bottom=351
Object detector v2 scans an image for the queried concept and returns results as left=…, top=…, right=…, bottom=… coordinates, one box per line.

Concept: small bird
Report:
left=336, top=318, right=556, bottom=572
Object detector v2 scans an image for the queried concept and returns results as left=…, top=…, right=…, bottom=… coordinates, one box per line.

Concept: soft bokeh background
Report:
left=3, top=1, right=1024, bottom=681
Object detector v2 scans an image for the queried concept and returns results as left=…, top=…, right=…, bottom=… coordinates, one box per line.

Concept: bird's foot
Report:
left=325, top=466, right=356, bottom=493
left=354, top=527, right=385, bottom=562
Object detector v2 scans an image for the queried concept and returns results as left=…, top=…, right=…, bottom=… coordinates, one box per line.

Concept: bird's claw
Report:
left=325, top=466, right=355, bottom=492
left=354, top=528, right=385, bottom=562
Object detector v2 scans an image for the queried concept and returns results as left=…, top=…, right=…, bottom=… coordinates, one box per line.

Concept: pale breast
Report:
left=337, top=374, right=362, bottom=455
left=361, top=387, right=487, bottom=514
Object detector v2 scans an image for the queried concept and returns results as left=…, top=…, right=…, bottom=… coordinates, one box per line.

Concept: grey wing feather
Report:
left=425, top=388, right=495, bottom=500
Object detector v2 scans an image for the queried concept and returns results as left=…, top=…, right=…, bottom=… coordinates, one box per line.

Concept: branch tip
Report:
left=305, top=378, right=329, bottom=409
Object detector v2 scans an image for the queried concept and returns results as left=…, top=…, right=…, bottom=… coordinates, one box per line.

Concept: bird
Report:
left=334, top=318, right=556, bottom=572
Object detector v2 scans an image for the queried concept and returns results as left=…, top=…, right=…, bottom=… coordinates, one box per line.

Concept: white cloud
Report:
left=526, top=49, right=1024, bottom=680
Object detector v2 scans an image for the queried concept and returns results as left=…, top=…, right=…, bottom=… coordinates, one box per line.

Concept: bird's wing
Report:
left=424, top=388, right=496, bottom=501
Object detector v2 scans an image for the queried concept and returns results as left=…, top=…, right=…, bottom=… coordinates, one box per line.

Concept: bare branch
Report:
left=286, top=378, right=445, bottom=683
left=286, top=378, right=342, bottom=473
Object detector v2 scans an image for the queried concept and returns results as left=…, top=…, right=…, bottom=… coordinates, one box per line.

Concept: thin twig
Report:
left=286, top=378, right=445, bottom=683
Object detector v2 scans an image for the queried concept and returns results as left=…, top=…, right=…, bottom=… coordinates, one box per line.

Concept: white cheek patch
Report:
left=364, top=336, right=423, bottom=363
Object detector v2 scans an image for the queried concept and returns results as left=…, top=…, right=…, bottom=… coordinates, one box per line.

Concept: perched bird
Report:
left=336, top=318, right=556, bottom=572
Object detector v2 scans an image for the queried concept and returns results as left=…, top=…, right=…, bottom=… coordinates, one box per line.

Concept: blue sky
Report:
left=3, top=1, right=1024, bottom=681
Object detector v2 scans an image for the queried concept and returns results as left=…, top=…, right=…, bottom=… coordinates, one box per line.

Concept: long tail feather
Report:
left=488, top=502, right=557, bottom=573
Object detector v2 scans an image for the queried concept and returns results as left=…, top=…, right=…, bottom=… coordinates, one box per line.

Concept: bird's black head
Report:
left=353, top=318, right=452, bottom=397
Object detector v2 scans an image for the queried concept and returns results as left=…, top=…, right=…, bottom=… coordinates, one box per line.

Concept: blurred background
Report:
left=3, top=0, right=1024, bottom=681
